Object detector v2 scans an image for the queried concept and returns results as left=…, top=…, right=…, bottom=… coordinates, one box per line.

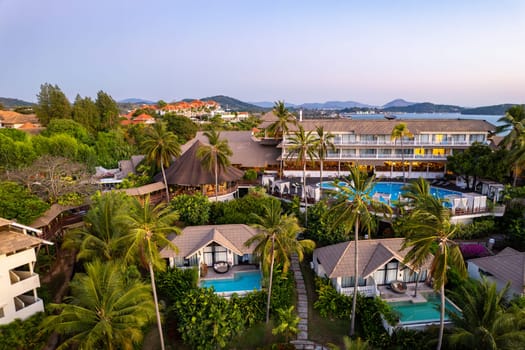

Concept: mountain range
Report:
left=1, top=95, right=521, bottom=116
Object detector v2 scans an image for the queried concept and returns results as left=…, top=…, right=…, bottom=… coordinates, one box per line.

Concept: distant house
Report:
left=0, top=111, right=41, bottom=131
left=468, top=247, right=525, bottom=296
left=160, top=224, right=258, bottom=270
left=0, top=218, right=50, bottom=325
left=312, top=238, right=430, bottom=297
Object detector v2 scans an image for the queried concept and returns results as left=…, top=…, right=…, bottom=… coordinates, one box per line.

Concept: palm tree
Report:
left=286, top=124, right=318, bottom=227
left=448, top=277, right=525, bottom=350
left=495, top=105, right=525, bottom=186
left=197, top=129, right=233, bottom=202
left=400, top=191, right=466, bottom=350
left=391, top=122, right=413, bottom=182
left=316, top=125, right=335, bottom=193
left=63, top=191, right=131, bottom=262
left=120, top=195, right=180, bottom=350
left=245, top=200, right=315, bottom=323
left=328, top=336, right=371, bottom=350
left=330, top=166, right=392, bottom=336
left=267, top=100, right=297, bottom=139
left=42, top=260, right=155, bottom=350
left=141, top=122, right=181, bottom=201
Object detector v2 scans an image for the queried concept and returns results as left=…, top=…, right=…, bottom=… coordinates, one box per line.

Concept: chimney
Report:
left=299, top=109, right=303, bottom=122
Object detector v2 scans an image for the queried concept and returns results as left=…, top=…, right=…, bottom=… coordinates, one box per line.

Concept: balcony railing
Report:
left=284, top=139, right=477, bottom=147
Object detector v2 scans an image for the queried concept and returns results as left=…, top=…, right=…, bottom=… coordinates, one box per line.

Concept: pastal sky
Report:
left=0, top=0, right=524, bottom=106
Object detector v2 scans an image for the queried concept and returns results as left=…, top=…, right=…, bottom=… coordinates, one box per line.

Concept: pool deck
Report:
left=378, top=283, right=435, bottom=303
left=200, top=264, right=259, bottom=280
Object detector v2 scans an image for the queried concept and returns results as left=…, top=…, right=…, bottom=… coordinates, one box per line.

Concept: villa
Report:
left=312, top=238, right=430, bottom=298
left=467, top=247, right=525, bottom=297
left=0, top=218, right=50, bottom=325
left=160, top=224, right=259, bottom=273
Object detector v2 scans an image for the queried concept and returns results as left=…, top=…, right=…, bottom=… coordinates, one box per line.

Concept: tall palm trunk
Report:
left=350, top=219, right=359, bottom=336
left=160, top=158, right=170, bottom=202
left=266, top=235, right=275, bottom=323
left=400, top=138, right=406, bottom=182
left=319, top=158, right=324, bottom=195
left=513, top=164, right=519, bottom=187
left=303, top=159, right=308, bottom=227
left=436, top=242, right=445, bottom=350
left=149, top=262, right=165, bottom=350
left=214, top=151, right=219, bottom=202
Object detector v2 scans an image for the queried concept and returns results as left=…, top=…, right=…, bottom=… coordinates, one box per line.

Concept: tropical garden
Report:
left=1, top=95, right=525, bottom=349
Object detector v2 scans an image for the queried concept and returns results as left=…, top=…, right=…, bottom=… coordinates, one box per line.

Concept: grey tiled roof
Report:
left=0, top=219, right=45, bottom=255
left=160, top=224, right=259, bottom=259
left=315, top=238, right=431, bottom=278
left=469, top=247, right=525, bottom=294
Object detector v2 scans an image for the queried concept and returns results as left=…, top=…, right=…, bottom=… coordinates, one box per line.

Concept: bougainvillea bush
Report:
left=460, top=244, right=491, bottom=259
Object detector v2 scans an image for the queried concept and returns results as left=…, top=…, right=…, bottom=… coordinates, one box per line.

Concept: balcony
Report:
left=284, top=139, right=477, bottom=147
left=12, top=296, right=44, bottom=321
left=9, top=271, right=40, bottom=296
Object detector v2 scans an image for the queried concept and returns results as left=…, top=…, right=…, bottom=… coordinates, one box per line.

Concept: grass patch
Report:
left=300, top=259, right=348, bottom=348
left=228, top=321, right=286, bottom=349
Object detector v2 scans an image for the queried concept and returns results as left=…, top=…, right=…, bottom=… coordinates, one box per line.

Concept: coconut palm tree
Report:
left=330, top=166, right=392, bottom=336
left=316, top=125, right=335, bottom=193
left=286, top=125, right=318, bottom=227
left=141, top=122, right=181, bottom=201
left=448, top=277, right=525, bottom=350
left=245, top=200, right=315, bottom=323
left=197, top=129, right=233, bottom=202
left=400, top=192, right=466, bottom=350
left=63, top=191, right=131, bottom=262
left=495, top=105, right=525, bottom=186
left=391, top=122, right=413, bottom=182
left=42, top=260, right=155, bottom=350
left=120, top=195, right=180, bottom=350
left=267, top=100, right=297, bottom=139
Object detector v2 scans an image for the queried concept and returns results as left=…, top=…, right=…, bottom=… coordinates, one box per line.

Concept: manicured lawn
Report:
left=300, top=259, right=348, bottom=348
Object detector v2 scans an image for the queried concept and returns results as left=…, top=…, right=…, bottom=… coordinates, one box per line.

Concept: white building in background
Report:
left=0, top=218, right=50, bottom=325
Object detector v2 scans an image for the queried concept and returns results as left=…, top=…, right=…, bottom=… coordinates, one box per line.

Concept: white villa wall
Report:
left=467, top=261, right=523, bottom=297
left=0, top=248, right=44, bottom=325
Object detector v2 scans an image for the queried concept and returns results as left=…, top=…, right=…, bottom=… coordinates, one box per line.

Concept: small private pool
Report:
left=201, top=270, right=262, bottom=294
left=387, top=294, right=461, bottom=329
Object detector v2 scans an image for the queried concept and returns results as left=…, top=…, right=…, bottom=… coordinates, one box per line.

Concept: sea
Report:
left=348, top=112, right=503, bottom=129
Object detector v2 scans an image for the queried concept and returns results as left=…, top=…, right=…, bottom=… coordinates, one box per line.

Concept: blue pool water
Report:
left=388, top=294, right=461, bottom=324
left=201, top=270, right=262, bottom=293
left=320, top=181, right=461, bottom=204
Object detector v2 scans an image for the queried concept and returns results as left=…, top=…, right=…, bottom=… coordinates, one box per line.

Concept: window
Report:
left=470, top=134, right=485, bottom=142
left=360, top=135, right=377, bottom=143
left=341, top=276, right=366, bottom=288
left=341, top=149, right=356, bottom=157
left=434, top=134, right=444, bottom=143
left=360, top=149, right=376, bottom=156
left=420, top=134, right=430, bottom=143
left=340, top=134, right=356, bottom=144
left=432, top=148, right=445, bottom=156
left=327, top=149, right=339, bottom=158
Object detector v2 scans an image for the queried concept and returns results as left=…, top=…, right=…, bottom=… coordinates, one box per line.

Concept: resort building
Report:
left=312, top=238, right=431, bottom=298
left=0, top=218, right=50, bottom=325
left=280, top=118, right=495, bottom=179
left=160, top=224, right=258, bottom=272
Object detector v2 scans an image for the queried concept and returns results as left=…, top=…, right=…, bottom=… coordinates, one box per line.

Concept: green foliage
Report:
left=0, top=181, right=50, bottom=224
left=211, top=192, right=281, bottom=224
left=305, top=200, right=348, bottom=246
left=72, top=94, right=100, bottom=133
left=314, top=277, right=352, bottom=319
left=0, top=127, right=29, bottom=142
left=41, top=118, right=93, bottom=144
left=95, top=130, right=136, bottom=168
left=243, top=169, right=258, bottom=181
left=156, top=267, right=199, bottom=306
left=169, top=193, right=211, bottom=225
left=453, top=218, right=496, bottom=239
left=173, top=287, right=245, bottom=350
left=272, top=306, right=299, bottom=342
left=0, top=133, right=36, bottom=169
left=163, top=113, right=199, bottom=143
left=388, top=328, right=434, bottom=350
left=507, top=216, right=525, bottom=250
left=96, top=90, right=120, bottom=131
left=0, top=312, right=48, bottom=350
left=116, top=164, right=152, bottom=189
left=57, top=191, right=84, bottom=206
left=269, top=267, right=295, bottom=316
left=35, top=83, right=72, bottom=126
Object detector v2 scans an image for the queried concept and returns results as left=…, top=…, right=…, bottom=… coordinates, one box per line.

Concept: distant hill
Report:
left=382, top=98, right=416, bottom=108
left=461, top=104, right=521, bottom=115
left=251, top=101, right=297, bottom=108
left=0, top=97, right=34, bottom=108
left=298, top=100, right=372, bottom=110
left=193, top=95, right=266, bottom=112
left=118, top=98, right=155, bottom=104
left=383, top=102, right=463, bottom=113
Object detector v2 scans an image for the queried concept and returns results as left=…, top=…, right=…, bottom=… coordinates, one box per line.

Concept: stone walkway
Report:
left=290, top=254, right=328, bottom=350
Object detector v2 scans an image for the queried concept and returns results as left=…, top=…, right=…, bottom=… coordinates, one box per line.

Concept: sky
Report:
left=1, top=0, right=524, bottom=107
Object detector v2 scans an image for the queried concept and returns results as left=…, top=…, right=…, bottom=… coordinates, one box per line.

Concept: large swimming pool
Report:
left=201, top=270, right=262, bottom=293
left=388, top=294, right=461, bottom=325
left=320, top=181, right=461, bottom=203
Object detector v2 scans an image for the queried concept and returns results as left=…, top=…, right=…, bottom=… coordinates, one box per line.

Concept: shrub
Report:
left=170, top=193, right=211, bottom=225
left=243, top=169, right=258, bottom=181
left=156, top=267, right=199, bottom=306
left=454, top=218, right=496, bottom=239
left=0, top=312, right=48, bottom=350
left=459, top=244, right=490, bottom=259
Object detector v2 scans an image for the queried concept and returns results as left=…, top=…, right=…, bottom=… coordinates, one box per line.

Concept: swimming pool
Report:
left=201, top=270, right=262, bottom=293
left=388, top=294, right=461, bottom=325
left=320, top=181, right=461, bottom=203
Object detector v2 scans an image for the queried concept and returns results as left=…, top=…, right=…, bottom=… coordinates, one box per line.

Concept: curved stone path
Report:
left=290, top=254, right=328, bottom=350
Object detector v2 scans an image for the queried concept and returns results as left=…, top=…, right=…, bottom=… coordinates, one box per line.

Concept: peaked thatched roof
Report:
left=154, top=140, right=243, bottom=186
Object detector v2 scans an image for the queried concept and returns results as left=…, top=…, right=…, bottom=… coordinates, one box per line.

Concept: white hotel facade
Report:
left=279, top=118, right=495, bottom=179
